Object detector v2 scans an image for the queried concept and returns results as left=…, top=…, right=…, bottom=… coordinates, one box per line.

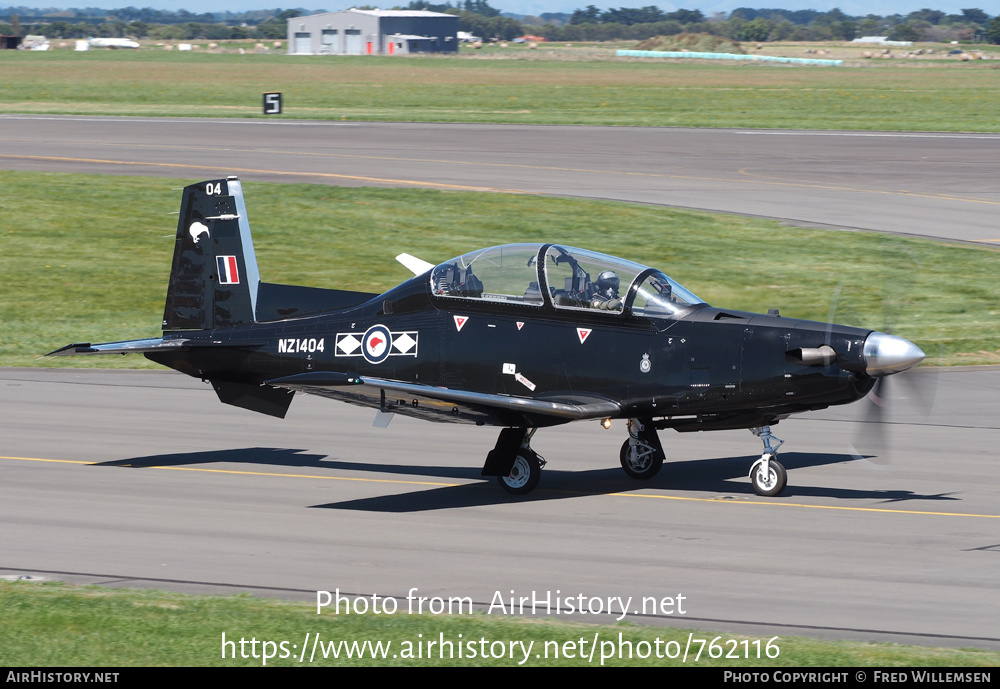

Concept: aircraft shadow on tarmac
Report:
left=94, top=448, right=958, bottom=512
left=96, top=447, right=330, bottom=469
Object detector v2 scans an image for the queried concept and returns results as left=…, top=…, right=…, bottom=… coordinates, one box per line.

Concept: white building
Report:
left=288, top=9, right=459, bottom=55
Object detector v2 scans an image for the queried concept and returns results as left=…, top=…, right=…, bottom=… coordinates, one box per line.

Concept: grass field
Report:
left=2, top=171, right=999, bottom=368
left=2, top=581, right=997, bottom=666
left=1, top=47, right=999, bottom=131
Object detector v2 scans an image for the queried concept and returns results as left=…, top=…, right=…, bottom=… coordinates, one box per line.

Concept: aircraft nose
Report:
left=863, top=332, right=925, bottom=376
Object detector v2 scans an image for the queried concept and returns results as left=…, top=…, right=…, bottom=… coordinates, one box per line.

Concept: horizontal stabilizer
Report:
left=47, top=338, right=191, bottom=356
left=47, top=337, right=266, bottom=356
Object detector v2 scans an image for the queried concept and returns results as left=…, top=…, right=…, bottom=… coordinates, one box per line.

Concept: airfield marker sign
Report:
left=263, top=92, right=282, bottom=115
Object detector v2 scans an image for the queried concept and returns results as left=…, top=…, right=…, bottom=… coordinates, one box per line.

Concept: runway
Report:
left=2, top=366, right=999, bottom=649
left=1, top=115, right=999, bottom=243
left=2, top=116, right=999, bottom=652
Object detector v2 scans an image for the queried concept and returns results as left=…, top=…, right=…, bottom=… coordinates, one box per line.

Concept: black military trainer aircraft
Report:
left=51, top=177, right=926, bottom=496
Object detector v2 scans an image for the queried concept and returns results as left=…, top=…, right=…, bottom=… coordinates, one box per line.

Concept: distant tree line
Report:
left=0, top=4, right=997, bottom=45
left=0, top=7, right=297, bottom=39
left=521, top=5, right=997, bottom=43
left=0, top=6, right=286, bottom=25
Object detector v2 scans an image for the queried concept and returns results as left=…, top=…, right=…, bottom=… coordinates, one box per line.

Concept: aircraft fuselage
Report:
left=146, top=274, right=875, bottom=431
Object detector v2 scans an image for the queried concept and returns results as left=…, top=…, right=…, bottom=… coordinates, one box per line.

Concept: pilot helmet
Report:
left=596, top=270, right=620, bottom=298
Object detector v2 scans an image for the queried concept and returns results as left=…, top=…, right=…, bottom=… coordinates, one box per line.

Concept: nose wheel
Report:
left=748, top=425, right=787, bottom=497
left=750, top=457, right=787, bottom=497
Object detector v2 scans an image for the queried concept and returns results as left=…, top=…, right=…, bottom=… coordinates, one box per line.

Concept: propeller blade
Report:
left=850, top=375, right=890, bottom=465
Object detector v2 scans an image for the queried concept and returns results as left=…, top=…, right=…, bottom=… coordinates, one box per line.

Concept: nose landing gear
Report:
left=748, top=425, right=787, bottom=497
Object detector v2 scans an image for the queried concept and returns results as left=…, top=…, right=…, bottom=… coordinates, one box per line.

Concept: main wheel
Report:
left=750, top=458, right=787, bottom=497
left=619, top=438, right=664, bottom=480
left=496, top=451, right=541, bottom=495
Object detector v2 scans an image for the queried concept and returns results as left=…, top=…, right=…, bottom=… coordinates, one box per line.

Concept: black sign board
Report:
left=263, top=92, right=282, bottom=115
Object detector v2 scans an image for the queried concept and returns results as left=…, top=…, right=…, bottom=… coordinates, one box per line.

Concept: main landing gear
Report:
left=748, top=425, right=787, bottom=497
left=484, top=419, right=668, bottom=496
left=483, top=427, right=546, bottom=495
left=619, top=418, right=665, bottom=480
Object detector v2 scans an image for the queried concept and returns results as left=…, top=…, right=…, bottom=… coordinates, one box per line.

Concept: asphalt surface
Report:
left=2, top=116, right=999, bottom=654
left=1, top=115, right=999, bottom=243
left=2, top=367, right=998, bottom=650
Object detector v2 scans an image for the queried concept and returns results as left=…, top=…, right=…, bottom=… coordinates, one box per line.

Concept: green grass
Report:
left=2, top=581, right=996, bottom=666
left=1, top=49, right=999, bottom=131
left=2, top=170, right=998, bottom=368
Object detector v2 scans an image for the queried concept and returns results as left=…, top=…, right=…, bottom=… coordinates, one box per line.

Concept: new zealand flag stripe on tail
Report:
left=217, top=255, right=239, bottom=284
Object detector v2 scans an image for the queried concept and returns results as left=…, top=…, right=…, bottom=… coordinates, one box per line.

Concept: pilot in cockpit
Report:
left=589, top=270, right=623, bottom=311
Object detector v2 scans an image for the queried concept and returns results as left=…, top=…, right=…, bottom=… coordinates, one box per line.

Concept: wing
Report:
left=267, top=371, right=622, bottom=427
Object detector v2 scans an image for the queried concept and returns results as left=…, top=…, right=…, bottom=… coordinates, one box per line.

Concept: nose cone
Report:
left=863, top=332, right=925, bottom=376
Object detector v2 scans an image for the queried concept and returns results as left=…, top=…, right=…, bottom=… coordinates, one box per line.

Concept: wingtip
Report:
left=395, top=253, right=435, bottom=277
left=46, top=343, right=93, bottom=357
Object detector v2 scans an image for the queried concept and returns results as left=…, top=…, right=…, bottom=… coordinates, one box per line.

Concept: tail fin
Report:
left=162, top=177, right=261, bottom=331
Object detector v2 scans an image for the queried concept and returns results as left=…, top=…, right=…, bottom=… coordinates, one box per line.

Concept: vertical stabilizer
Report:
left=162, top=177, right=261, bottom=331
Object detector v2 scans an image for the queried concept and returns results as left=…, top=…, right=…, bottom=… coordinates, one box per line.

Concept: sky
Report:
left=5, top=0, right=992, bottom=18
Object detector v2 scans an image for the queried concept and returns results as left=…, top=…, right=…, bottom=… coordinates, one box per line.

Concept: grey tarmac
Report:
left=1, top=115, right=998, bottom=243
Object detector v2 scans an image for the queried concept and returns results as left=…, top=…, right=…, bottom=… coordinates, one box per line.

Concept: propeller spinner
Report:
left=863, top=332, right=926, bottom=376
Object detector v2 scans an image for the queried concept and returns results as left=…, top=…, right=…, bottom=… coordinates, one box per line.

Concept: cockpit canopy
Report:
left=430, top=243, right=704, bottom=317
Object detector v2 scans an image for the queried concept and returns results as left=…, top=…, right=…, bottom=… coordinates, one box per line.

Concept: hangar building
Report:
left=287, top=9, right=459, bottom=55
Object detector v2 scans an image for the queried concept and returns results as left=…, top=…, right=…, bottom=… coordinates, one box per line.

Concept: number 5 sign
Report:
left=263, top=92, right=282, bottom=115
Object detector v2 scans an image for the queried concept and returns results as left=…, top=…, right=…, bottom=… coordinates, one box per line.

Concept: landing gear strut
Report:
left=620, top=418, right=665, bottom=480
left=484, top=427, right=546, bottom=495
left=748, top=425, right=787, bottom=497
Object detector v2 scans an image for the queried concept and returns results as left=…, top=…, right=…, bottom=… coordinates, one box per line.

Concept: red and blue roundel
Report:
left=363, top=324, right=392, bottom=364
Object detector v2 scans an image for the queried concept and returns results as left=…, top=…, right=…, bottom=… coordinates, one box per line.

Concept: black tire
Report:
left=619, top=438, right=664, bottom=480
left=750, top=458, right=787, bottom=497
left=496, top=450, right=541, bottom=495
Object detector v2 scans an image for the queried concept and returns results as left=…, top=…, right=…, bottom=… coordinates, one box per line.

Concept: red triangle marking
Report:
left=578, top=328, right=592, bottom=344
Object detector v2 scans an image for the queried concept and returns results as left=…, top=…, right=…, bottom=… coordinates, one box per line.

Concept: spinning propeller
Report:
left=820, top=275, right=933, bottom=463
left=849, top=331, right=931, bottom=463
